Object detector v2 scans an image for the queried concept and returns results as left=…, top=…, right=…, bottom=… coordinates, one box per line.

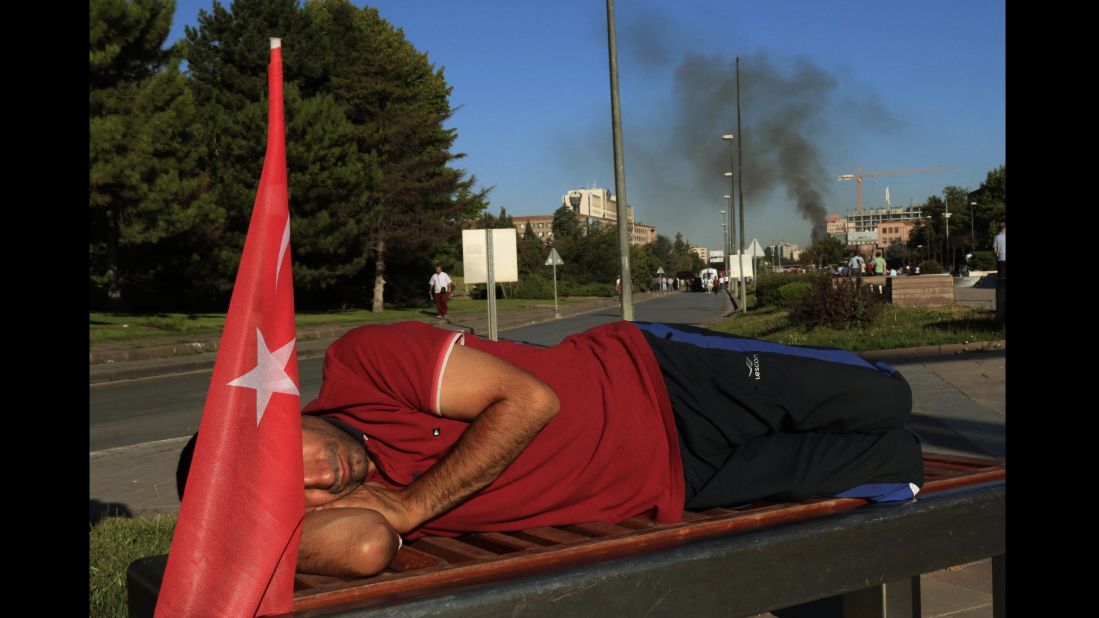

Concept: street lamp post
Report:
left=722, top=134, right=741, bottom=310
left=969, top=200, right=977, bottom=253
left=944, top=193, right=952, bottom=274
left=720, top=208, right=728, bottom=289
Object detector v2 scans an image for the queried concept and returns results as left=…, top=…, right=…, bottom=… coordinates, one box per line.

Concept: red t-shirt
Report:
left=301, top=320, right=683, bottom=539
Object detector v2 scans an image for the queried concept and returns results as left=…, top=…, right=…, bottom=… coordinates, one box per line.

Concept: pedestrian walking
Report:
left=428, top=264, right=453, bottom=318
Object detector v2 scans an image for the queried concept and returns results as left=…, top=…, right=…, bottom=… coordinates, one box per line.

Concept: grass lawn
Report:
left=90, top=515, right=176, bottom=618
left=90, top=296, right=607, bottom=346
left=710, top=302, right=1004, bottom=350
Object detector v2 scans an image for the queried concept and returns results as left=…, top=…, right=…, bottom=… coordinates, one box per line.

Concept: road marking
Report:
left=90, top=435, right=193, bottom=458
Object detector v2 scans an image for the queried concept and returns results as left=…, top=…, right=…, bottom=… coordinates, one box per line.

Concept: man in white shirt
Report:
left=428, top=265, right=453, bottom=318
left=993, top=223, right=1006, bottom=279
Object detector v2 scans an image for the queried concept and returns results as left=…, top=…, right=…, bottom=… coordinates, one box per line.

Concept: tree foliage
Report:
left=90, top=0, right=221, bottom=309
left=90, top=0, right=488, bottom=311
left=801, top=235, right=846, bottom=267
left=551, top=204, right=580, bottom=240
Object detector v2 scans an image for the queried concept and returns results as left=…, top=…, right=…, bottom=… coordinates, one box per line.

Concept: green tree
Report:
left=308, top=0, right=486, bottom=311
left=474, top=207, right=516, bottom=229
left=285, top=87, right=375, bottom=309
left=551, top=204, right=580, bottom=240
left=884, top=239, right=907, bottom=265
left=90, top=0, right=218, bottom=310
left=183, top=0, right=486, bottom=310
left=555, top=222, right=617, bottom=285
left=667, top=233, right=705, bottom=275
left=803, top=235, right=845, bottom=267
left=643, top=234, right=676, bottom=276
left=968, top=165, right=1006, bottom=251
left=181, top=0, right=317, bottom=303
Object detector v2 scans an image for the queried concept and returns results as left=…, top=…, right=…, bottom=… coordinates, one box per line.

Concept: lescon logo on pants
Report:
left=745, top=354, right=761, bottom=380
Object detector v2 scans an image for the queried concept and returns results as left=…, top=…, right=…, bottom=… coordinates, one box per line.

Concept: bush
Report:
left=790, top=276, right=885, bottom=329
left=510, top=273, right=556, bottom=299
left=755, top=272, right=816, bottom=308
left=919, top=260, right=944, bottom=274
left=775, top=282, right=812, bottom=308
left=470, top=276, right=615, bottom=300
left=969, top=251, right=996, bottom=271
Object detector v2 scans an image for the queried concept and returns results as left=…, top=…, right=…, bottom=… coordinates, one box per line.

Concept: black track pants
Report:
left=637, top=323, right=925, bottom=509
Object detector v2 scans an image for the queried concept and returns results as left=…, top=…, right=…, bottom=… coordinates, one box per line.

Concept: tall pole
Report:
left=722, top=134, right=738, bottom=310
left=720, top=207, right=729, bottom=289
left=606, top=0, right=633, bottom=320
left=486, top=228, right=498, bottom=341
left=969, top=200, right=977, bottom=255
left=736, top=57, right=747, bottom=312
left=944, top=192, right=951, bottom=273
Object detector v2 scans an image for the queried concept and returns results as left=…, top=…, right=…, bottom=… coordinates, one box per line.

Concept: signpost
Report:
left=463, top=229, right=518, bottom=340
left=545, top=247, right=564, bottom=318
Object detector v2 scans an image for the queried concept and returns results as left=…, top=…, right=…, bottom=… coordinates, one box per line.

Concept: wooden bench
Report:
left=128, top=454, right=1005, bottom=617
left=887, top=274, right=954, bottom=306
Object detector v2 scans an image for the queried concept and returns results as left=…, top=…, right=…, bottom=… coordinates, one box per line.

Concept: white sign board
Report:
left=847, top=230, right=878, bottom=244
left=725, top=252, right=756, bottom=279
left=462, top=229, right=519, bottom=283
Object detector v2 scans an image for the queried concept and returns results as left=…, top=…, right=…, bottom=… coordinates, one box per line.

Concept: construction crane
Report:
left=837, top=166, right=949, bottom=213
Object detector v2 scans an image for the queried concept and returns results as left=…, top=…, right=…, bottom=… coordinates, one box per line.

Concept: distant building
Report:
left=825, top=214, right=847, bottom=242
left=875, top=220, right=916, bottom=253
left=562, top=188, right=633, bottom=224
left=513, top=214, right=655, bottom=244
left=770, top=242, right=800, bottom=262
left=632, top=222, right=657, bottom=245
left=843, top=205, right=924, bottom=233
left=690, top=246, right=708, bottom=262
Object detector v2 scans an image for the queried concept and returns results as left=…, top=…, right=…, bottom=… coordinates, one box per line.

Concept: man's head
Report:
left=302, top=414, right=372, bottom=507
left=435, top=264, right=443, bottom=273
left=175, top=415, right=372, bottom=507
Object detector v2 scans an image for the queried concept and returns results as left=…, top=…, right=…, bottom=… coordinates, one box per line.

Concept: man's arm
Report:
left=298, top=508, right=400, bottom=578
left=316, top=344, right=560, bottom=533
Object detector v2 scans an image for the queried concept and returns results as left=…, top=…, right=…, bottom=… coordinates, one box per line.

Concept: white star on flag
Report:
left=228, top=328, right=300, bottom=426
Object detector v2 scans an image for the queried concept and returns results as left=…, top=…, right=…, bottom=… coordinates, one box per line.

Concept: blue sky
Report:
left=167, top=0, right=1005, bottom=251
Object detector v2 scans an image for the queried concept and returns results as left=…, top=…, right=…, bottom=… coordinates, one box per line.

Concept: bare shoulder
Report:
left=438, top=344, right=559, bottom=422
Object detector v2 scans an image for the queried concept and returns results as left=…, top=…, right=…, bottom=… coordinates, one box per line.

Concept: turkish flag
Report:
left=156, top=39, right=304, bottom=617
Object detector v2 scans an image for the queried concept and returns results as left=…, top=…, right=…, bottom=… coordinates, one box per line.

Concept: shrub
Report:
left=775, top=282, right=812, bottom=308
left=919, top=259, right=944, bottom=274
left=790, top=276, right=885, bottom=329
left=755, top=272, right=816, bottom=307
left=470, top=276, right=615, bottom=300
left=969, top=251, right=996, bottom=271
left=510, top=273, right=556, bottom=299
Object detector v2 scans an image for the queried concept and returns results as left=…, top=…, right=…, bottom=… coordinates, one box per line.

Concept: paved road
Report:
left=90, top=291, right=729, bottom=452
left=497, top=290, right=729, bottom=347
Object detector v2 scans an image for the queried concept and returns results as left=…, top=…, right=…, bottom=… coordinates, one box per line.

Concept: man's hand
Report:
left=313, top=482, right=416, bottom=534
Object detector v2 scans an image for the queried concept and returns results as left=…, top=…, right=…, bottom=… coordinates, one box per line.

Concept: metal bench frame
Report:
left=128, top=454, right=1004, bottom=617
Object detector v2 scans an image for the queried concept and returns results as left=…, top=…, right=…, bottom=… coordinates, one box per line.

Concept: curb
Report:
left=90, top=295, right=1003, bottom=384
left=860, top=340, right=1005, bottom=362
left=89, top=296, right=638, bottom=384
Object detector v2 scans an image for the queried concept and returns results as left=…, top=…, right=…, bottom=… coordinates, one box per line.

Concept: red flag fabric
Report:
left=156, top=39, right=303, bottom=617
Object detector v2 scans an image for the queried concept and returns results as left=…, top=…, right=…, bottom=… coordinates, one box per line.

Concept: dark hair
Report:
left=176, top=432, right=199, bottom=501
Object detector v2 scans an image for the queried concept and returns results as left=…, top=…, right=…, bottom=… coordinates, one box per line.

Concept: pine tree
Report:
left=91, top=0, right=215, bottom=310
